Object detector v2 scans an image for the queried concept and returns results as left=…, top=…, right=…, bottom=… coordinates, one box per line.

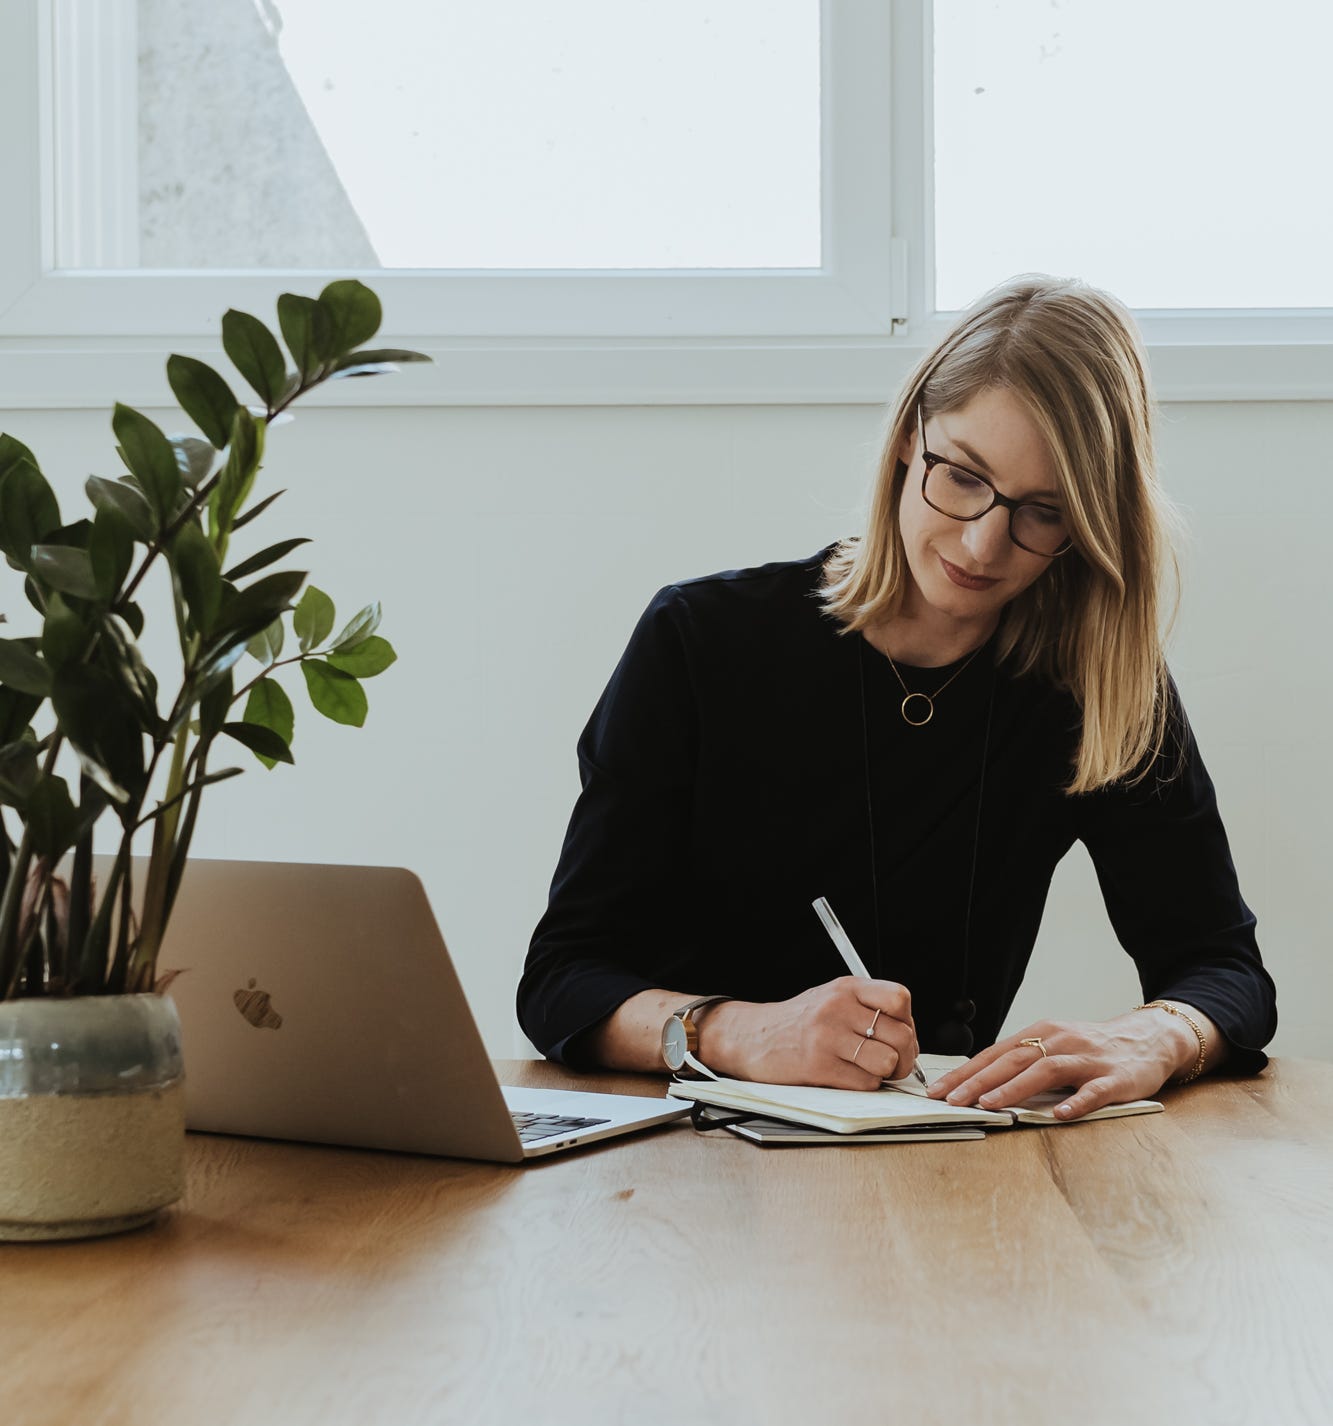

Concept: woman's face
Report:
left=897, top=385, right=1062, bottom=633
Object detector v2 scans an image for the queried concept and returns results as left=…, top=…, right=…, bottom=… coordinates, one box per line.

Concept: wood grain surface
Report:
left=3, top=1059, right=1331, bottom=1426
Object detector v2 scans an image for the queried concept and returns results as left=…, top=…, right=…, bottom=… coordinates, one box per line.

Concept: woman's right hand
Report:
left=701, top=977, right=919, bottom=1090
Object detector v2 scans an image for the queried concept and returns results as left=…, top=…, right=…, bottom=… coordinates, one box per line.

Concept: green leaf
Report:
left=0, top=459, right=61, bottom=567
left=0, top=686, right=41, bottom=745
left=166, top=354, right=241, bottom=449
left=301, top=660, right=367, bottom=727
left=246, top=617, right=284, bottom=667
left=173, top=521, right=223, bottom=636
left=112, top=405, right=182, bottom=522
left=121, top=602, right=145, bottom=639
left=319, top=280, right=382, bottom=354
left=232, top=488, right=285, bottom=531
left=0, top=433, right=40, bottom=483
left=330, top=601, right=381, bottom=652
left=30, top=545, right=99, bottom=601
left=171, top=435, right=217, bottom=489
left=26, top=775, right=81, bottom=861
left=223, top=537, right=311, bottom=583
left=86, top=475, right=156, bottom=541
left=211, top=407, right=263, bottom=541
left=293, top=585, right=335, bottom=651
left=47, top=516, right=94, bottom=548
left=221, top=309, right=287, bottom=409
left=0, top=739, right=39, bottom=808
left=220, top=719, right=294, bottom=767
left=193, top=639, right=249, bottom=700
left=74, top=749, right=130, bottom=805
left=89, top=506, right=136, bottom=603
left=197, top=670, right=233, bottom=741
left=51, top=664, right=147, bottom=814
left=41, top=591, right=86, bottom=669
left=212, top=569, right=306, bottom=645
left=277, top=293, right=334, bottom=381
left=329, top=348, right=433, bottom=379
left=98, top=615, right=160, bottom=730
left=243, top=676, right=295, bottom=757
left=0, top=637, right=53, bottom=697
left=327, top=635, right=397, bottom=678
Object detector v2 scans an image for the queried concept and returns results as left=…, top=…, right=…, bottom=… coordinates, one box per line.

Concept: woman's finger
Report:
left=1048, top=1075, right=1121, bottom=1122
left=849, top=978, right=914, bottom=1031
left=942, top=1040, right=1055, bottom=1105
left=927, top=1039, right=1013, bottom=1097
left=940, top=1043, right=1066, bottom=1106
left=973, top=1056, right=1079, bottom=1110
left=843, top=1032, right=903, bottom=1082
left=878, top=1015, right=920, bottom=1075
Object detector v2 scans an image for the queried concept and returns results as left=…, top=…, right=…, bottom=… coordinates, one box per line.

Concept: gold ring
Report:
left=865, top=1009, right=882, bottom=1039
left=852, top=1038, right=867, bottom=1064
left=1020, top=1037, right=1048, bottom=1058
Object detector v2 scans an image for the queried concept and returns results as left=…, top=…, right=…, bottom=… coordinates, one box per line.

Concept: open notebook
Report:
left=667, top=1053, right=1163, bottom=1136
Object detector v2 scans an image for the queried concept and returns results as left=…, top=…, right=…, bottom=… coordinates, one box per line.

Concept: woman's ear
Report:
left=896, top=422, right=917, bottom=469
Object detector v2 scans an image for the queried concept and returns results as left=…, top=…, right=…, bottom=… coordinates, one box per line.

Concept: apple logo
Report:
left=234, top=978, right=283, bottom=1030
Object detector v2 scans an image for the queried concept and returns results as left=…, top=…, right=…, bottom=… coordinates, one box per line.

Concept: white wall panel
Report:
left=0, top=396, right=1323, bottom=1060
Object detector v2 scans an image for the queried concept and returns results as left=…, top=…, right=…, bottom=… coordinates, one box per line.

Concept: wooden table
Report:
left=4, top=1059, right=1332, bottom=1426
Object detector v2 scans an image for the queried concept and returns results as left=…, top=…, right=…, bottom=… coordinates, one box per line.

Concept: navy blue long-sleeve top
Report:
left=518, top=547, right=1277, bottom=1071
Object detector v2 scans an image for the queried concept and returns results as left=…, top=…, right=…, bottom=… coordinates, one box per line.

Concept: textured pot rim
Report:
left=0, top=991, right=184, bottom=1097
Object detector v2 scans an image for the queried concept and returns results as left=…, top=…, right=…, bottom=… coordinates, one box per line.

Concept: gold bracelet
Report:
left=1134, top=1000, right=1207, bottom=1084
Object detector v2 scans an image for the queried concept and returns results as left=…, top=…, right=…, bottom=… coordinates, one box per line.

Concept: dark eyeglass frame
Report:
left=915, top=403, right=1073, bottom=559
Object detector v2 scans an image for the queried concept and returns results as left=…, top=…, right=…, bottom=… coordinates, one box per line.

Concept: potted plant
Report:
left=0, top=280, right=427, bottom=1240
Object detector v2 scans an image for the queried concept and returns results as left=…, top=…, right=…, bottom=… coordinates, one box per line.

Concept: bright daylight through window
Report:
left=125, top=0, right=821, bottom=271
left=934, top=0, right=1333, bottom=310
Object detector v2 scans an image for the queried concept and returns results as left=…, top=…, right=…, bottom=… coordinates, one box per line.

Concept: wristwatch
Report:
left=661, top=995, right=733, bottom=1078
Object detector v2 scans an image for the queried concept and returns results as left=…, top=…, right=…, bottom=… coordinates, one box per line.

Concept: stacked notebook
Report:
left=667, top=1054, right=1163, bottom=1145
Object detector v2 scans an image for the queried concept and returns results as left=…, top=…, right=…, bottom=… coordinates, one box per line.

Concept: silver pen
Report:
left=811, top=895, right=930, bottom=1094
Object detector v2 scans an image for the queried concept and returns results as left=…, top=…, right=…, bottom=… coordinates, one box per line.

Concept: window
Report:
left=1, top=0, right=1329, bottom=409
left=121, top=0, right=822, bottom=272
left=933, top=0, right=1333, bottom=310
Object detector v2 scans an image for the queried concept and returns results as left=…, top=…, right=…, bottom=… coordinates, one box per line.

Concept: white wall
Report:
left=2, top=395, right=1326, bottom=1060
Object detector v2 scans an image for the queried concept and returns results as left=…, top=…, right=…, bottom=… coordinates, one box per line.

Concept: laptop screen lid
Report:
left=138, top=857, right=532, bottom=1162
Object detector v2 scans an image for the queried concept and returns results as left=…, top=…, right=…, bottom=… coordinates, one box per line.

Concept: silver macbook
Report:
left=143, top=857, right=688, bottom=1162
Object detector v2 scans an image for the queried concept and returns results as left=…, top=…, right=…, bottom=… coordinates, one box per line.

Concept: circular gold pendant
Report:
left=901, top=692, right=934, bottom=726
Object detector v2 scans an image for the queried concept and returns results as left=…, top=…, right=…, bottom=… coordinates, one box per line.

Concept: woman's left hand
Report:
left=925, top=1011, right=1194, bottom=1120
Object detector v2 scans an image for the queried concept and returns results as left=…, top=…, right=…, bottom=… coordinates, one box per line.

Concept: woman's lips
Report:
left=940, top=556, right=998, bottom=591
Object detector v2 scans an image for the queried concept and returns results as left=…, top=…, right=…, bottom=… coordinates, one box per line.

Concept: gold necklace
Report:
left=881, top=644, right=983, bottom=726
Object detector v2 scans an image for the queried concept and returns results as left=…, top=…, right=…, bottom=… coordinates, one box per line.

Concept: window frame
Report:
left=1, top=0, right=1330, bottom=411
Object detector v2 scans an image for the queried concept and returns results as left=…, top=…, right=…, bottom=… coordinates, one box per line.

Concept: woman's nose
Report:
left=960, top=506, right=1012, bottom=566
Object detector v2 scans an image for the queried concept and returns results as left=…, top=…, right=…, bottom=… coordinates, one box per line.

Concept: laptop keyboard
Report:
left=511, top=1110, right=612, bottom=1144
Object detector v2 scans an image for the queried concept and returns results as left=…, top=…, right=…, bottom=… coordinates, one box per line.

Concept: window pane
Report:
left=132, top=0, right=820, bottom=270
left=934, top=1, right=1333, bottom=310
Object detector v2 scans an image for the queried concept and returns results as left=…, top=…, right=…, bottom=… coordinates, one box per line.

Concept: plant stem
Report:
left=0, top=846, right=50, bottom=1000
left=0, top=824, right=33, bottom=996
left=136, top=717, right=191, bottom=971
left=160, top=739, right=210, bottom=936
left=117, top=474, right=223, bottom=613
left=65, top=811, right=93, bottom=989
left=231, top=651, right=311, bottom=703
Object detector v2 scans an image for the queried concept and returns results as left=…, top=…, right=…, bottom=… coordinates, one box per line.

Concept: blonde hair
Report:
left=821, top=274, right=1182, bottom=795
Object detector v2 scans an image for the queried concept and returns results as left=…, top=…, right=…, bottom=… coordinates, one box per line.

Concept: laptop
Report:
left=145, top=857, right=689, bottom=1162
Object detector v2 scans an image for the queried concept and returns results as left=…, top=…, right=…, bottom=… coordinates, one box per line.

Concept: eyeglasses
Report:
left=916, top=404, right=1073, bottom=558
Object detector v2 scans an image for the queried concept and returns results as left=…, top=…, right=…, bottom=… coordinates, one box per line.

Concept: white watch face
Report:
left=662, top=1016, right=689, bottom=1070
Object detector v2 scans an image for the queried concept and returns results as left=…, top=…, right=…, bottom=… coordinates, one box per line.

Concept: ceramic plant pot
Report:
left=0, top=993, right=185, bottom=1241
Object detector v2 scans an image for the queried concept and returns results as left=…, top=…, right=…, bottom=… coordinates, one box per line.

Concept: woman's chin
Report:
left=924, top=576, right=1003, bottom=623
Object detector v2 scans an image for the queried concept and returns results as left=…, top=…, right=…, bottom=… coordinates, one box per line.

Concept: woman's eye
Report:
left=944, top=465, right=986, bottom=492
left=1025, top=505, right=1065, bottom=527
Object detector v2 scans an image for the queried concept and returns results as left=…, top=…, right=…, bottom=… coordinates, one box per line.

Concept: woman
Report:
left=517, top=274, right=1277, bottom=1120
